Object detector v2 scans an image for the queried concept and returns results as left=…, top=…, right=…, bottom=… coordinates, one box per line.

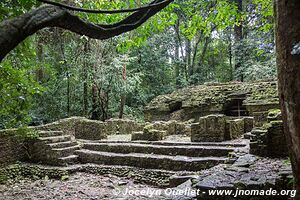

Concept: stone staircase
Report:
left=31, top=131, right=81, bottom=166
left=75, top=141, right=247, bottom=171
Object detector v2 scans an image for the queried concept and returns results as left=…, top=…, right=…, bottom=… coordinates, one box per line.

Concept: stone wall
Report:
left=0, top=129, right=30, bottom=166
left=131, top=120, right=190, bottom=141
left=142, top=121, right=190, bottom=136
left=145, top=81, right=279, bottom=122
left=250, top=110, right=288, bottom=157
left=191, top=115, right=226, bottom=142
left=35, top=117, right=143, bottom=140
left=75, top=119, right=107, bottom=140
left=105, top=118, right=144, bottom=135
left=0, top=117, right=144, bottom=166
left=245, top=103, right=280, bottom=127
left=191, top=115, right=252, bottom=142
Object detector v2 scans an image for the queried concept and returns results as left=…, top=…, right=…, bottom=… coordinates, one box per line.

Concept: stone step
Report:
left=52, top=145, right=81, bottom=157
left=58, top=155, right=79, bottom=165
left=83, top=143, right=236, bottom=157
left=38, top=130, right=64, bottom=137
left=38, top=135, right=71, bottom=144
left=47, top=141, right=78, bottom=149
left=75, top=149, right=228, bottom=171
left=91, top=140, right=247, bottom=148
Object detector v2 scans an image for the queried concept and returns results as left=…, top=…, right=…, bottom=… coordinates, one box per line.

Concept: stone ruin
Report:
left=144, top=81, right=289, bottom=158
left=250, top=109, right=288, bottom=157
left=0, top=81, right=293, bottom=200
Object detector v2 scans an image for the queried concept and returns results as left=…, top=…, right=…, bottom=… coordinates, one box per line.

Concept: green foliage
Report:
left=0, top=0, right=40, bottom=20
left=0, top=0, right=277, bottom=125
left=0, top=37, right=44, bottom=128
left=15, top=127, right=39, bottom=142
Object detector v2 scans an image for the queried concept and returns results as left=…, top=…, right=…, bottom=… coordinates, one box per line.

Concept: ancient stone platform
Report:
left=74, top=140, right=247, bottom=171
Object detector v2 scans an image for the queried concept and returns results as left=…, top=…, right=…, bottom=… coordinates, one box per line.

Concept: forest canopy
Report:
left=0, top=0, right=274, bottom=128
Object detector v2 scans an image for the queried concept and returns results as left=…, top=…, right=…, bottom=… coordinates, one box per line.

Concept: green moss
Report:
left=261, top=122, right=272, bottom=130
left=15, top=127, right=39, bottom=142
left=0, top=127, right=39, bottom=141
left=268, top=109, right=281, bottom=117
left=0, top=164, right=69, bottom=184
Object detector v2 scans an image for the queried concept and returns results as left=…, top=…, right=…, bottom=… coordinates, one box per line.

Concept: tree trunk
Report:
left=82, top=40, right=90, bottom=117
left=119, top=64, right=127, bottom=119
left=91, top=84, right=100, bottom=120
left=174, top=19, right=180, bottom=87
left=233, top=0, right=243, bottom=81
left=91, top=63, right=100, bottom=120
left=35, top=33, right=45, bottom=82
left=228, top=33, right=233, bottom=81
left=119, top=95, right=126, bottom=119
left=186, top=38, right=192, bottom=77
left=275, top=0, right=300, bottom=198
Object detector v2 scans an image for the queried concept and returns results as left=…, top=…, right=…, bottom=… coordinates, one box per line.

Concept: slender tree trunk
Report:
left=119, top=65, right=127, bottom=119
left=233, top=0, right=243, bottom=81
left=82, top=40, right=90, bottom=117
left=275, top=0, right=300, bottom=198
left=174, top=19, right=180, bottom=87
left=91, top=64, right=100, bottom=120
left=119, top=96, right=126, bottom=119
left=228, top=34, right=233, bottom=81
left=191, top=32, right=203, bottom=74
left=35, top=33, right=45, bottom=82
left=91, top=85, right=99, bottom=120
left=186, top=38, right=192, bottom=77
left=196, top=37, right=210, bottom=74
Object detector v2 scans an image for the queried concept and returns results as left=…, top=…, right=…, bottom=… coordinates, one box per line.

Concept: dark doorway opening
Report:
left=224, top=94, right=249, bottom=117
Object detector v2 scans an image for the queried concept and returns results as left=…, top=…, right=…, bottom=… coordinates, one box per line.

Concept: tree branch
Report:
left=0, top=0, right=173, bottom=62
left=37, top=0, right=172, bottom=14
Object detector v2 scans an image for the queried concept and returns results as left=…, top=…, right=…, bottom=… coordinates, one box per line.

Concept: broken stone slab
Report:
left=169, top=174, right=199, bottom=187
left=233, top=154, right=257, bottom=168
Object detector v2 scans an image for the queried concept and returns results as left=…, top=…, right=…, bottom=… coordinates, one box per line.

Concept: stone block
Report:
left=267, top=109, right=282, bottom=122
left=250, top=120, right=288, bottom=158
left=144, top=129, right=166, bottom=141
left=75, top=119, right=107, bottom=140
left=243, top=117, right=254, bottom=133
left=191, top=115, right=226, bottom=142
left=228, top=119, right=245, bottom=139
left=131, top=131, right=144, bottom=141
left=105, top=118, right=143, bottom=135
left=252, top=111, right=269, bottom=127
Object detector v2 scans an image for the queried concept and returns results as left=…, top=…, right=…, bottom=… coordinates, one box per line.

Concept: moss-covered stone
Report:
left=250, top=109, right=287, bottom=158
left=75, top=119, right=107, bottom=140
left=145, top=81, right=279, bottom=122
left=228, top=119, right=245, bottom=139
left=0, top=164, right=68, bottom=184
left=191, top=115, right=227, bottom=142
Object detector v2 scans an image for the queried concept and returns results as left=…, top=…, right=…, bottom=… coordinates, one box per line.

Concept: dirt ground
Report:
left=0, top=172, right=170, bottom=200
